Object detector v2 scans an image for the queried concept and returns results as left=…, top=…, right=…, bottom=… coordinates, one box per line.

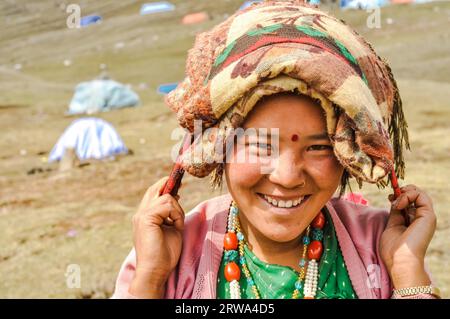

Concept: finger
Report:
left=166, top=203, right=184, bottom=231
left=392, top=189, right=431, bottom=211
left=144, top=176, right=170, bottom=201
left=148, top=194, right=185, bottom=218
left=391, top=192, right=416, bottom=219
left=399, top=184, right=420, bottom=194
left=139, top=183, right=171, bottom=212
left=164, top=216, right=174, bottom=226
left=168, top=195, right=185, bottom=219
left=164, top=194, right=185, bottom=227
left=157, top=197, right=185, bottom=230
left=386, top=205, right=407, bottom=229
left=147, top=202, right=185, bottom=231
left=406, top=206, right=417, bottom=223
left=151, top=193, right=175, bottom=206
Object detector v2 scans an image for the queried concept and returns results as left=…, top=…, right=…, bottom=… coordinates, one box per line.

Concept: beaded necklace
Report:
left=223, top=201, right=325, bottom=299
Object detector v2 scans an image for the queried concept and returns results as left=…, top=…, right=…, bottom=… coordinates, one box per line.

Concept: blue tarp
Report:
left=239, top=0, right=263, bottom=10
left=340, top=0, right=388, bottom=9
left=157, top=82, right=178, bottom=95
left=80, top=15, right=102, bottom=27
left=49, top=118, right=128, bottom=162
left=413, top=0, right=439, bottom=3
left=140, top=2, right=175, bottom=15
left=68, top=79, right=140, bottom=115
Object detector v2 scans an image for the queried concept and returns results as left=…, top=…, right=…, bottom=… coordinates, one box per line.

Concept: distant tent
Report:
left=157, top=82, right=178, bottom=95
left=140, top=2, right=175, bottom=15
left=340, top=0, right=388, bottom=9
left=181, top=12, right=209, bottom=25
left=68, top=79, right=140, bottom=115
left=239, top=0, right=263, bottom=10
left=80, top=15, right=102, bottom=27
left=49, top=118, right=128, bottom=162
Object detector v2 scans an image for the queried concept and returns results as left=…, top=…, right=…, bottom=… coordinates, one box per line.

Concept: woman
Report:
left=112, top=1, right=439, bottom=299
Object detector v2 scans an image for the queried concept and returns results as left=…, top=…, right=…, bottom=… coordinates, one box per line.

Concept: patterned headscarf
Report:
left=166, top=0, right=409, bottom=187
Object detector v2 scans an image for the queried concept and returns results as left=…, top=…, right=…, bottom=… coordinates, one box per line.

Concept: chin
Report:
left=259, top=223, right=305, bottom=243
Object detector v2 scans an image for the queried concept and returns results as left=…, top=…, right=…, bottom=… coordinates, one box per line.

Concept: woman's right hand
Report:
left=129, top=176, right=185, bottom=298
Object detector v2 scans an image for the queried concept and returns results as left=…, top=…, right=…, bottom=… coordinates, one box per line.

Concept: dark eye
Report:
left=308, top=145, right=333, bottom=151
left=247, top=142, right=272, bottom=150
left=259, top=143, right=272, bottom=150
left=246, top=142, right=272, bottom=156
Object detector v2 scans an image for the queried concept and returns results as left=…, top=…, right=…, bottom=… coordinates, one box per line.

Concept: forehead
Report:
left=242, top=94, right=327, bottom=134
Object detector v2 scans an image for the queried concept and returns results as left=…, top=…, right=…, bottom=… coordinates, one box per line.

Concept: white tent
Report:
left=49, top=118, right=128, bottom=162
left=68, top=79, right=140, bottom=115
left=140, top=2, right=175, bottom=15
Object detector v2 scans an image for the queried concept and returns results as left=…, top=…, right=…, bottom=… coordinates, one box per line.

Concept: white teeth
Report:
left=262, top=195, right=308, bottom=208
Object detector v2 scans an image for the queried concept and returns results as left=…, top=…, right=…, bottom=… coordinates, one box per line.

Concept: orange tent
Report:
left=181, top=12, right=209, bottom=25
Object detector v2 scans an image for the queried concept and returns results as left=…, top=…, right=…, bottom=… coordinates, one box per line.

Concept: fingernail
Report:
left=392, top=199, right=398, bottom=207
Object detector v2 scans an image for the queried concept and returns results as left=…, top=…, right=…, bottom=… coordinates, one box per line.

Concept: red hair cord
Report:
left=390, top=167, right=410, bottom=226
left=159, top=133, right=193, bottom=197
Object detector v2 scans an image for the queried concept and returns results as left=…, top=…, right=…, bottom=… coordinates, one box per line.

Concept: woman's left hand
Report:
left=380, top=184, right=437, bottom=288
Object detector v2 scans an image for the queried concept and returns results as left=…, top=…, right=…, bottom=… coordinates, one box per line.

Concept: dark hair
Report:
left=338, top=169, right=352, bottom=198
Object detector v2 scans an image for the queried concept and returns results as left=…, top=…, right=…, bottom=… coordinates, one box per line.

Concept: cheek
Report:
left=306, top=156, right=343, bottom=186
left=225, top=144, right=265, bottom=188
left=226, top=161, right=263, bottom=188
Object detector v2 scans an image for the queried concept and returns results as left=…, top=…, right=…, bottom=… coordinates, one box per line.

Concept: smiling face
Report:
left=224, top=93, right=344, bottom=245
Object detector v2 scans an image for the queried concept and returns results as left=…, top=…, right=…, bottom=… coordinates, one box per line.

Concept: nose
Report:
left=267, top=151, right=306, bottom=189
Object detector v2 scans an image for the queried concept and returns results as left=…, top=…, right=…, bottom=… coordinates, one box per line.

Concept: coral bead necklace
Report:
left=223, top=201, right=325, bottom=299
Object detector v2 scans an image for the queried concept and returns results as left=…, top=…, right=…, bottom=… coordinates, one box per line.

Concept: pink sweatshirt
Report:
left=112, top=193, right=436, bottom=299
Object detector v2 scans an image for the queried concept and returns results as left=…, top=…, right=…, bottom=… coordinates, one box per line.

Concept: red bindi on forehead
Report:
left=291, top=134, right=299, bottom=142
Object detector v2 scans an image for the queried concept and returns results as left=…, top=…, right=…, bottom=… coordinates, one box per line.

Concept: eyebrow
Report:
left=303, top=132, right=330, bottom=141
left=250, top=131, right=330, bottom=141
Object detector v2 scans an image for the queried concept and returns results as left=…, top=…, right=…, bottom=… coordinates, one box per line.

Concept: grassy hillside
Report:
left=1, top=0, right=449, bottom=298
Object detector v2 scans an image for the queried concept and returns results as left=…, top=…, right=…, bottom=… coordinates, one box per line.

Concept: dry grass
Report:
left=0, top=0, right=449, bottom=298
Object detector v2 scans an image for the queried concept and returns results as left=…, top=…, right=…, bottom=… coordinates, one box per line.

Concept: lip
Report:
left=258, top=193, right=310, bottom=201
left=256, top=193, right=311, bottom=216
